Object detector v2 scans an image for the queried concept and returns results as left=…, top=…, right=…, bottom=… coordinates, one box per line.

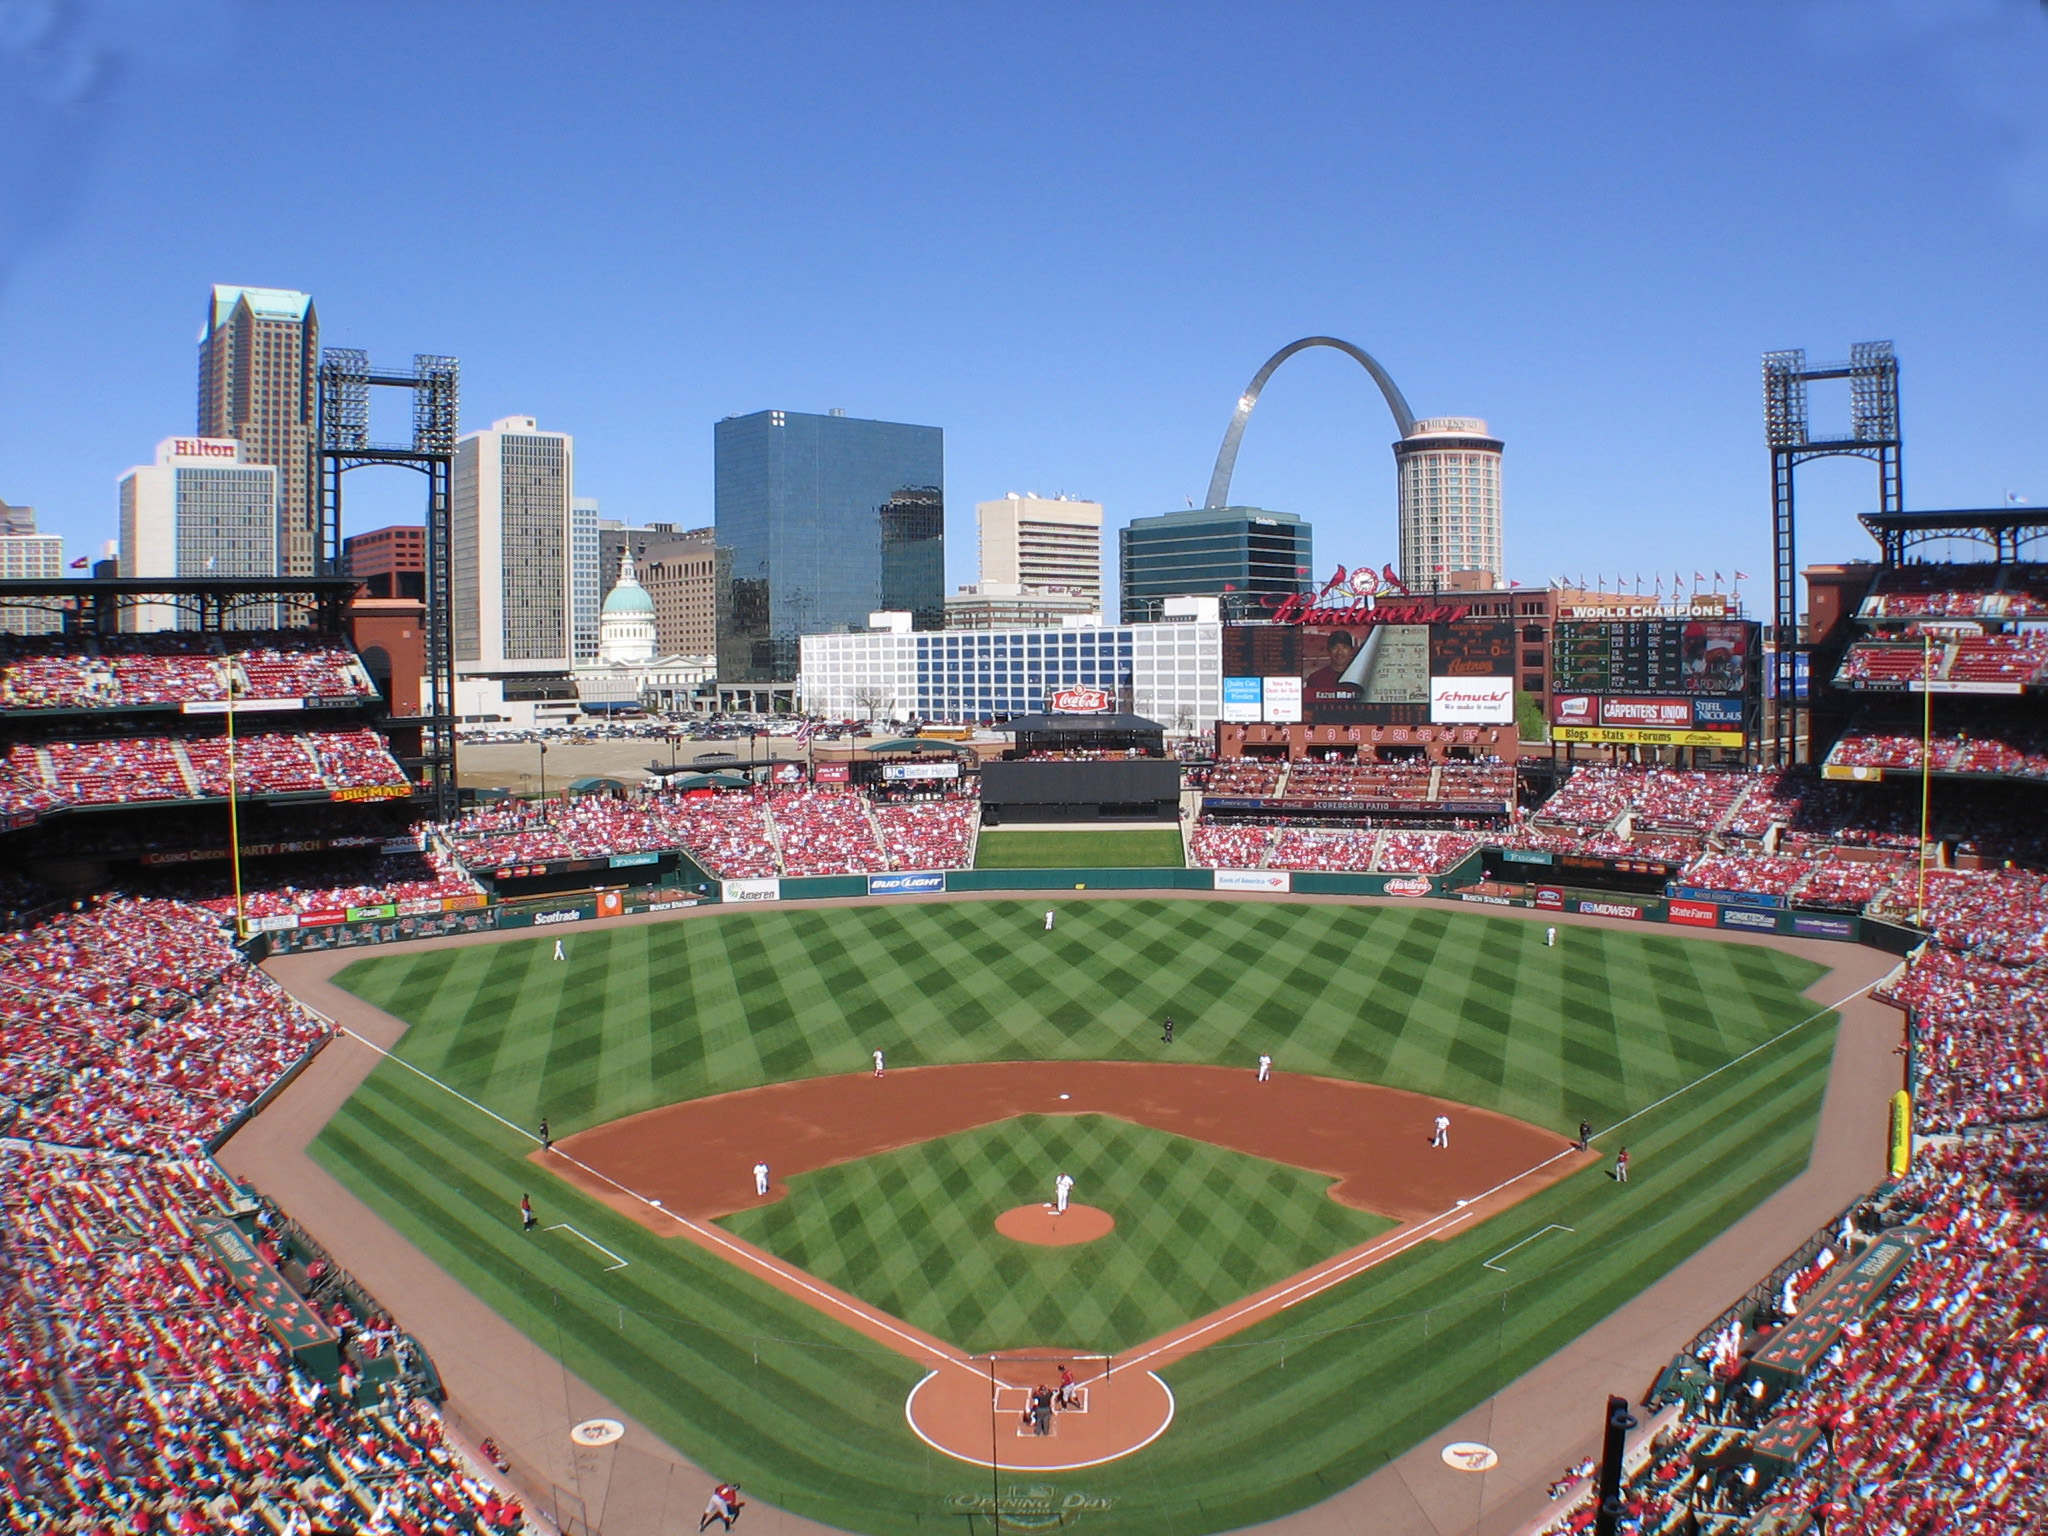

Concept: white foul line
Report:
left=546, top=1222, right=629, bottom=1271
left=1481, top=1224, right=1575, bottom=1273
left=335, top=1024, right=977, bottom=1380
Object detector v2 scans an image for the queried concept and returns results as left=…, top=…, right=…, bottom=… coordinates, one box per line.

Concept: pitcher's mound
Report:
left=996, top=1203, right=1114, bottom=1246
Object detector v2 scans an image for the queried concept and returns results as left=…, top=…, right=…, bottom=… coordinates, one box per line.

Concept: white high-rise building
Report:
left=451, top=415, right=575, bottom=674
left=117, top=436, right=280, bottom=631
left=0, top=500, right=63, bottom=635
left=1395, top=418, right=1503, bottom=592
left=570, top=496, right=602, bottom=663
left=976, top=494, right=1103, bottom=606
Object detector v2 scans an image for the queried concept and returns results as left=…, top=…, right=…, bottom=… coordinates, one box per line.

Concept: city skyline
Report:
left=2, top=5, right=2044, bottom=601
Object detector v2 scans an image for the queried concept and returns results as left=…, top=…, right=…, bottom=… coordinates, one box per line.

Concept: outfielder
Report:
left=872, top=1049, right=886, bottom=1077
left=1257, top=1053, right=1272, bottom=1082
left=1545, top=926, right=1556, bottom=947
left=1430, top=1114, right=1450, bottom=1149
left=753, top=1161, right=770, bottom=1196
left=1053, top=1172, right=1074, bottom=1214
left=1044, top=909, right=1055, bottom=931
left=553, top=938, right=566, bottom=960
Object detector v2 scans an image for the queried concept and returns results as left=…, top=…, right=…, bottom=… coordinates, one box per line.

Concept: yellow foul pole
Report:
left=1915, top=632, right=1933, bottom=924
left=225, top=660, right=247, bottom=941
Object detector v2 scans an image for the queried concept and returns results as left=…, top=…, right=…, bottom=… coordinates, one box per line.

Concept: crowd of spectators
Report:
left=1373, top=831, right=1481, bottom=874
left=1574, top=1127, right=2048, bottom=1534
left=1827, top=725, right=2048, bottom=780
left=0, top=1142, right=526, bottom=1532
left=1878, top=945, right=2048, bottom=1130
left=443, top=787, right=979, bottom=879
left=0, top=631, right=373, bottom=712
left=1185, top=822, right=1276, bottom=869
left=2, top=727, right=410, bottom=816
left=1203, top=759, right=1285, bottom=796
left=1677, top=848, right=1816, bottom=898
left=141, top=845, right=482, bottom=921
left=1859, top=561, right=2048, bottom=620
left=1269, top=828, right=1380, bottom=872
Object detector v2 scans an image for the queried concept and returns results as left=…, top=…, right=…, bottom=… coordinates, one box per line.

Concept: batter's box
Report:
left=993, top=1385, right=1090, bottom=1432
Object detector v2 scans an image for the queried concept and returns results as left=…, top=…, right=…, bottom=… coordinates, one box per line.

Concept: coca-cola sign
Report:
left=1048, top=686, right=1112, bottom=714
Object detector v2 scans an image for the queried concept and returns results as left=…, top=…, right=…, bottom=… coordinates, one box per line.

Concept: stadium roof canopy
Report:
left=865, top=737, right=978, bottom=754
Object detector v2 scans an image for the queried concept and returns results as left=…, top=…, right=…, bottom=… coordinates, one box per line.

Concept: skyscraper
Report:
left=196, top=286, right=319, bottom=576
left=1118, top=506, right=1312, bottom=623
left=570, top=497, right=602, bottom=663
left=0, top=500, right=62, bottom=635
left=976, top=494, right=1103, bottom=605
left=715, top=408, right=944, bottom=682
left=451, top=415, right=574, bottom=674
left=1395, top=417, right=1503, bottom=591
left=117, top=436, right=280, bottom=630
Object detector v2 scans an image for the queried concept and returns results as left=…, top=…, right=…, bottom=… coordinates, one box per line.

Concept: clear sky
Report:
left=2, top=0, right=2044, bottom=601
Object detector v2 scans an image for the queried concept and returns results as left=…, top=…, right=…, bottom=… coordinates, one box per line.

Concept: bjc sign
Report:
left=1048, top=686, right=1112, bottom=713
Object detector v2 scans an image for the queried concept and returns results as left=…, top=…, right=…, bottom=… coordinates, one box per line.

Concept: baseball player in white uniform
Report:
left=1257, top=1054, right=1272, bottom=1082
left=1052, top=1173, right=1074, bottom=1214
left=1044, top=909, right=1055, bottom=931
left=553, top=939, right=566, bottom=960
left=872, top=1049, right=885, bottom=1077
left=753, top=1161, right=770, bottom=1196
left=1545, top=926, right=1556, bottom=947
left=1431, top=1114, right=1450, bottom=1149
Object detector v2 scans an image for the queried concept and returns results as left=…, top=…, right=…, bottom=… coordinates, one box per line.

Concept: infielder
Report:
left=1052, top=1172, right=1074, bottom=1214
left=753, top=1161, right=770, bottom=1196
left=1430, top=1114, right=1450, bottom=1149
left=872, top=1049, right=886, bottom=1077
left=1257, top=1053, right=1272, bottom=1082
left=1044, top=909, right=1055, bottom=931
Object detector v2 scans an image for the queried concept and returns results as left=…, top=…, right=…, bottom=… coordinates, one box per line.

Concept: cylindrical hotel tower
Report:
left=1395, top=417, right=1503, bottom=591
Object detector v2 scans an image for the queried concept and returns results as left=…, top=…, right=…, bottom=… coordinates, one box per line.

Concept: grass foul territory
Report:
left=974, top=827, right=1185, bottom=868
left=317, top=899, right=1834, bottom=1536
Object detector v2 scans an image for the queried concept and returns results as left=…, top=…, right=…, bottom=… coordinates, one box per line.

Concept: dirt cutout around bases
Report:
left=541, top=1061, right=1592, bottom=1469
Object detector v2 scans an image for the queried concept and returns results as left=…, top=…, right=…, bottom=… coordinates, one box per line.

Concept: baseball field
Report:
left=314, top=897, right=1839, bottom=1536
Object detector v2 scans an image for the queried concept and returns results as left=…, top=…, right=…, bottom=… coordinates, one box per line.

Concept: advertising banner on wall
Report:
left=1428, top=676, right=1515, bottom=723
left=813, top=761, right=852, bottom=783
left=882, top=760, right=961, bottom=781
left=1222, top=677, right=1264, bottom=723
left=868, top=871, right=945, bottom=896
left=1223, top=621, right=1514, bottom=727
left=1214, top=868, right=1291, bottom=893
left=721, top=878, right=781, bottom=903
left=1261, top=676, right=1302, bottom=723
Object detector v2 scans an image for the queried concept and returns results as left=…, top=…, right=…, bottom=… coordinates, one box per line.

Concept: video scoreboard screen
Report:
left=1551, top=619, right=1754, bottom=695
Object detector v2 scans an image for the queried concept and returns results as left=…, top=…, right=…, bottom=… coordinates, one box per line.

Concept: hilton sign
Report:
left=171, top=438, right=239, bottom=460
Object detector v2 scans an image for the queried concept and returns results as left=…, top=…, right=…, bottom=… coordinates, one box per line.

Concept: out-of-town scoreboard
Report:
left=1548, top=617, right=1760, bottom=747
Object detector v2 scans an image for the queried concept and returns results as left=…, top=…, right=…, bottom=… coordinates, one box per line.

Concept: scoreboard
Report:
left=1548, top=618, right=1760, bottom=747
left=1551, top=619, right=1754, bottom=695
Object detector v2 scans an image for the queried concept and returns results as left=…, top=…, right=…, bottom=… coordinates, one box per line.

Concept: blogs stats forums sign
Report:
left=1222, top=621, right=1515, bottom=725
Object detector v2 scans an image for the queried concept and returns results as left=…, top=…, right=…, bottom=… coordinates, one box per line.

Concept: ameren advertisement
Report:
left=1221, top=621, right=1514, bottom=726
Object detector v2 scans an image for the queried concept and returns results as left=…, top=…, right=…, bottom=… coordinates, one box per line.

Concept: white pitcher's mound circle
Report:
left=572, top=1419, right=625, bottom=1446
left=995, top=1203, right=1114, bottom=1246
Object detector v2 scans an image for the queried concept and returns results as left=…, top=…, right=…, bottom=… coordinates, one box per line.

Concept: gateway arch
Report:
left=1203, top=336, right=1417, bottom=511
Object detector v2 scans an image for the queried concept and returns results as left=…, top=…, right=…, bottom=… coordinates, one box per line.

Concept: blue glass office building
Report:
left=715, top=409, right=944, bottom=682
left=1118, top=506, right=1312, bottom=622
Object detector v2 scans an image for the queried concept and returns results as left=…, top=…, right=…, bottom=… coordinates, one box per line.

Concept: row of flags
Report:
left=1557, top=571, right=1749, bottom=595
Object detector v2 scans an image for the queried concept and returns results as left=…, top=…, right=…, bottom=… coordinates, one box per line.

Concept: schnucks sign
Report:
left=1048, top=686, right=1112, bottom=713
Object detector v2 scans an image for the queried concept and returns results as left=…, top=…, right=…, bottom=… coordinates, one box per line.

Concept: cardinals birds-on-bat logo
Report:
left=1312, top=564, right=1410, bottom=605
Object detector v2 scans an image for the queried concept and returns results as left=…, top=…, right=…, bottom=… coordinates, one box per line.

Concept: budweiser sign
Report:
left=1048, top=686, right=1112, bottom=713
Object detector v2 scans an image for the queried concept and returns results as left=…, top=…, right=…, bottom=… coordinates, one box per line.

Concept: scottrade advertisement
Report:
left=868, top=871, right=946, bottom=896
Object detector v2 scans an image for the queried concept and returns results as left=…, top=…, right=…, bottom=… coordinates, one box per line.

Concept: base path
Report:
left=546, top=1060, right=1592, bottom=1468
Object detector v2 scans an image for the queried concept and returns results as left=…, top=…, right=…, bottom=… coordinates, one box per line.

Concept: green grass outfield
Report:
left=974, top=827, right=1185, bottom=867
left=723, top=1114, right=1397, bottom=1354
left=316, top=899, right=1836, bottom=1536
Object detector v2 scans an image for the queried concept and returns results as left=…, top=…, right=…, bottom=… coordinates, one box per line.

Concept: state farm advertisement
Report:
left=1599, top=697, right=1694, bottom=729
left=1428, top=676, right=1514, bottom=723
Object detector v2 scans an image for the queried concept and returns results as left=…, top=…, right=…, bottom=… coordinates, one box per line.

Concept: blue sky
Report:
left=2, top=0, right=2044, bottom=599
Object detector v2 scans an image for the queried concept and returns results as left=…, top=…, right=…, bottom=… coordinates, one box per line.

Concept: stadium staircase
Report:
left=760, top=800, right=790, bottom=874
